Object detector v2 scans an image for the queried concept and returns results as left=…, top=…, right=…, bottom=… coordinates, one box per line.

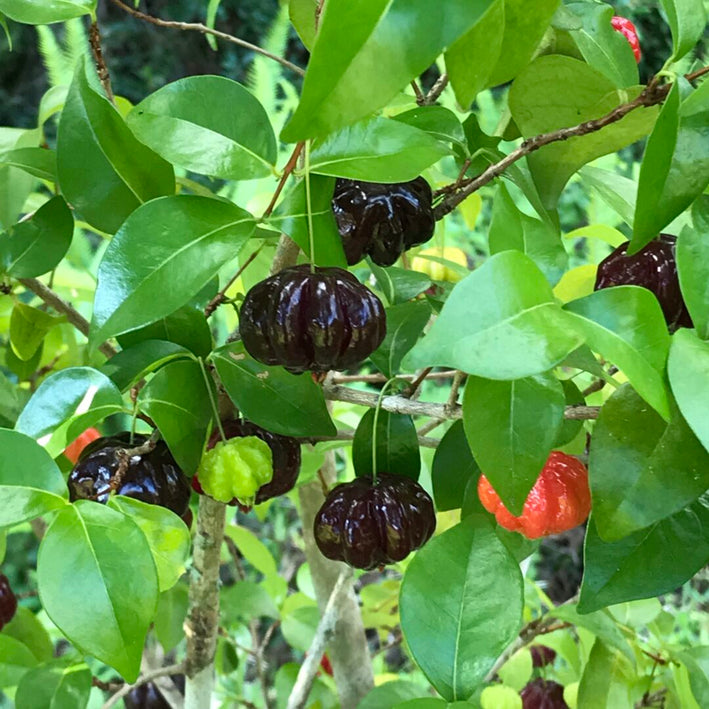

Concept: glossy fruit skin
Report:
left=611, top=16, right=642, bottom=63
left=64, top=427, right=101, bottom=464
left=123, top=681, right=171, bottom=709
left=332, top=177, right=435, bottom=266
left=68, top=433, right=191, bottom=517
left=521, top=679, right=570, bottom=709
left=192, top=420, right=302, bottom=506
left=530, top=645, right=557, bottom=668
left=411, top=246, right=468, bottom=282
left=239, top=265, right=386, bottom=374
left=0, top=574, right=18, bottom=631
left=478, top=452, right=591, bottom=539
left=594, top=234, right=692, bottom=330
left=314, top=473, right=436, bottom=569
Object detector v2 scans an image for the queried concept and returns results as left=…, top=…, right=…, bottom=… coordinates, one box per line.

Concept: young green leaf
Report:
left=677, top=199, right=709, bottom=338
left=9, top=303, right=63, bottom=361
left=432, top=421, right=480, bottom=512
left=0, top=146, right=56, bottom=181
left=660, top=0, right=707, bottom=61
left=576, top=639, right=633, bottom=707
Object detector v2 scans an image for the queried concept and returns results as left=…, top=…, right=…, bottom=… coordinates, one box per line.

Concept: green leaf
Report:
left=677, top=200, right=709, bottom=339
left=445, top=0, right=505, bottom=106
left=2, top=607, right=53, bottom=662
left=668, top=329, right=709, bottom=453
left=154, top=583, right=189, bottom=653
left=268, top=175, right=347, bottom=268
left=352, top=409, right=421, bottom=480
left=108, top=496, right=190, bottom=592
left=0, top=146, right=57, bottom=181
left=138, top=359, right=213, bottom=474
left=660, top=0, right=707, bottom=61
left=37, top=502, right=159, bottom=682
left=564, top=287, right=671, bottom=420
left=632, top=79, right=709, bottom=252
left=488, top=184, right=567, bottom=285
left=281, top=0, right=498, bottom=141
left=566, top=2, right=639, bottom=88
left=0, top=0, right=95, bottom=24
left=15, top=663, right=92, bottom=709
left=225, top=525, right=279, bottom=578
left=15, top=367, right=124, bottom=456
left=400, top=516, right=523, bottom=701
left=0, top=128, right=37, bottom=231
left=309, top=117, right=450, bottom=182
left=0, top=636, right=38, bottom=689
left=370, top=301, right=432, bottom=378
left=127, top=76, right=277, bottom=180
left=117, top=304, right=214, bottom=359
left=485, top=0, right=561, bottom=87
left=589, top=384, right=709, bottom=541
left=10, top=303, right=63, bottom=361
left=0, top=428, right=68, bottom=526
left=0, top=196, right=73, bottom=278
left=359, top=682, right=427, bottom=709
left=370, top=263, right=431, bottom=306
left=57, top=59, right=174, bottom=234
left=101, top=340, right=194, bottom=392
left=404, top=251, right=584, bottom=379
left=392, top=106, right=467, bottom=150
left=462, top=373, right=565, bottom=515
left=678, top=646, right=709, bottom=707
left=576, top=639, right=633, bottom=708
left=555, top=379, right=585, bottom=447
left=213, top=342, right=335, bottom=437
left=579, top=496, right=709, bottom=613
left=579, top=165, right=638, bottom=227
left=289, top=0, right=318, bottom=49
left=432, top=420, right=480, bottom=511
left=91, top=195, right=254, bottom=343
left=509, top=56, right=658, bottom=209
left=221, top=581, right=279, bottom=621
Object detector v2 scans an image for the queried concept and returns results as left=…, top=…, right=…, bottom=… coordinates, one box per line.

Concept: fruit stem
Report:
left=371, top=379, right=396, bottom=482
left=304, top=140, right=316, bottom=274
left=199, top=358, right=227, bottom=442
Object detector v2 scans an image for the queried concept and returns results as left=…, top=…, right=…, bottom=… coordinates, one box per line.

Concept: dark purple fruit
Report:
left=530, top=645, right=557, bottom=668
left=594, top=234, right=692, bottom=330
left=520, top=679, right=569, bottom=709
left=332, top=177, right=435, bottom=266
left=123, top=681, right=171, bottom=709
left=68, top=433, right=190, bottom=517
left=0, top=574, right=17, bottom=630
left=239, top=265, right=386, bottom=374
left=314, top=473, right=436, bottom=569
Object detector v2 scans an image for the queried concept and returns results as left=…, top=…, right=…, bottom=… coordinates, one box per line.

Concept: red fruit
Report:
left=478, top=452, right=591, bottom=539
left=521, top=679, right=569, bottom=709
left=611, top=16, right=641, bottom=63
left=319, top=653, right=334, bottom=676
left=530, top=645, right=557, bottom=668
left=0, top=574, right=18, bottom=631
left=64, top=427, right=101, bottom=464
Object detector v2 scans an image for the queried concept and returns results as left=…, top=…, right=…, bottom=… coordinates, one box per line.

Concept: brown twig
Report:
left=411, top=80, right=425, bottom=105
left=92, top=677, right=122, bottom=692
left=262, top=141, right=306, bottom=219
left=404, top=367, right=433, bottom=397
left=581, top=366, right=619, bottom=397
left=314, top=0, right=326, bottom=32
left=423, top=73, right=448, bottom=105
left=204, top=246, right=263, bottom=318
left=307, top=430, right=440, bottom=449
left=89, top=20, right=114, bottom=104
left=108, top=0, right=305, bottom=76
left=101, top=662, right=185, bottom=709
left=331, top=370, right=457, bottom=384
left=445, top=371, right=466, bottom=413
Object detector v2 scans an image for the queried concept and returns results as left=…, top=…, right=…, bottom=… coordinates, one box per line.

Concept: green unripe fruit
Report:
left=197, top=436, right=273, bottom=505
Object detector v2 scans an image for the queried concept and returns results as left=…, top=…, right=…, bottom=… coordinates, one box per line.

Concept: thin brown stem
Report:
left=404, top=367, right=433, bottom=398
left=445, top=371, right=466, bottom=413
left=581, top=366, right=619, bottom=397
left=411, top=80, right=425, bottom=105
left=424, top=73, right=448, bottom=104
left=204, top=246, right=263, bottom=318
left=101, top=662, right=185, bottom=709
left=89, top=20, right=115, bottom=104
left=331, top=370, right=457, bottom=384
left=307, top=430, right=440, bottom=449
left=262, top=142, right=306, bottom=219
left=109, top=0, right=305, bottom=76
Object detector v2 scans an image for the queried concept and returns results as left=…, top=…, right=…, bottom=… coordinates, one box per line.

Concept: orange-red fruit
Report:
left=477, top=452, right=591, bottom=539
left=64, top=427, right=101, bottom=464
left=611, top=16, right=641, bottom=63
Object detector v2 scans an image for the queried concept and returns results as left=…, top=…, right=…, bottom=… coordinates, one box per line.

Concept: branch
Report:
left=204, top=246, right=262, bottom=318
left=89, top=20, right=115, bottom=103
left=331, top=370, right=458, bottom=384
left=423, top=73, right=448, bottom=105
left=18, top=278, right=117, bottom=358
left=307, top=430, right=441, bottom=449
left=433, top=66, right=709, bottom=219
left=108, top=0, right=305, bottom=77
left=101, top=662, right=185, bottom=709
left=287, top=570, right=351, bottom=709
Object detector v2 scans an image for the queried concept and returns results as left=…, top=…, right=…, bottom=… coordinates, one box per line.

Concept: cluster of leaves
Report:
left=1, top=0, right=709, bottom=706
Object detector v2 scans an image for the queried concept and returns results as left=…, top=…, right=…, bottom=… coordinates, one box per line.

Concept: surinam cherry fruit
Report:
left=411, top=246, right=468, bottom=282
left=239, top=264, right=386, bottom=374
left=478, top=451, right=591, bottom=540
left=594, top=234, right=692, bottom=330
left=331, top=177, right=435, bottom=266
left=68, top=433, right=191, bottom=517
left=123, top=681, right=171, bottom=709
left=520, top=679, right=570, bottom=709
left=530, top=645, right=557, bottom=668
left=611, top=16, right=642, bottom=63
left=192, top=420, right=301, bottom=507
left=63, top=427, right=101, bottom=464
left=314, top=473, right=436, bottom=569
left=0, top=574, right=18, bottom=631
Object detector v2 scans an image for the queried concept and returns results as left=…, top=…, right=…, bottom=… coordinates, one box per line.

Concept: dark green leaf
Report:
left=589, top=384, right=709, bottom=541
left=91, top=195, right=254, bottom=344
left=462, top=373, right=565, bottom=515
left=668, top=329, right=709, bottom=454
left=564, top=287, right=671, bottom=420
left=281, top=1, right=497, bottom=141
left=369, top=263, right=431, bottom=306
left=15, top=367, right=125, bottom=457
left=432, top=421, right=479, bottom=511
left=0, top=196, right=73, bottom=278
left=0, top=0, right=94, bottom=24
left=57, top=59, right=174, bottom=234
left=370, top=301, right=432, bottom=378
left=15, top=663, right=92, bottom=709
left=392, top=106, right=467, bottom=150
left=677, top=198, right=709, bottom=338
left=5, top=342, right=43, bottom=382
left=660, top=0, right=707, bottom=61
left=127, top=76, right=277, bottom=180
left=38, top=502, right=158, bottom=681
left=400, top=516, right=523, bottom=701
left=212, top=342, right=336, bottom=437
left=138, top=359, right=213, bottom=474
left=404, top=251, right=584, bottom=379
left=10, top=303, right=63, bottom=361
left=0, top=147, right=56, bottom=181
left=555, top=379, right=585, bottom=447
left=352, top=409, right=420, bottom=480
